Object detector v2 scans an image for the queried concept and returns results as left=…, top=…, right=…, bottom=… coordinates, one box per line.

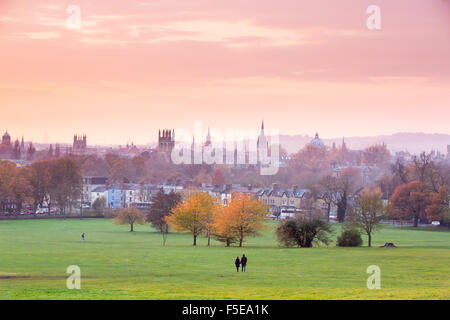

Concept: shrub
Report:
left=276, top=216, right=333, bottom=248
left=337, top=228, right=363, bottom=247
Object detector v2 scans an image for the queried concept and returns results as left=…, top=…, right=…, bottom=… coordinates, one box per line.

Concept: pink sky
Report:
left=1, top=0, right=449, bottom=145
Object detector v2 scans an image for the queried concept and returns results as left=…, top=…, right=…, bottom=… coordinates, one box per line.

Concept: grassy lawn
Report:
left=0, top=218, right=448, bottom=300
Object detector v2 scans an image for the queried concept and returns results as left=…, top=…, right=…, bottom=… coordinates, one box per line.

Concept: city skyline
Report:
left=1, top=0, right=450, bottom=145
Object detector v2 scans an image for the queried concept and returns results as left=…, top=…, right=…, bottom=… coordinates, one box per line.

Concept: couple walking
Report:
left=234, top=254, right=247, bottom=272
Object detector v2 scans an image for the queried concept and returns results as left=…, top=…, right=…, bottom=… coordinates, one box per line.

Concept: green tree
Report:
left=276, top=216, right=333, bottom=248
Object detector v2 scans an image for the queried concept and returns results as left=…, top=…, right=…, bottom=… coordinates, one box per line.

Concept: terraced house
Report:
left=256, top=184, right=331, bottom=219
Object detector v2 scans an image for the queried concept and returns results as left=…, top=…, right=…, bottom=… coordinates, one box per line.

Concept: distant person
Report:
left=234, top=256, right=240, bottom=272
left=241, top=254, right=247, bottom=272
left=81, top=232, right=85, bottom=242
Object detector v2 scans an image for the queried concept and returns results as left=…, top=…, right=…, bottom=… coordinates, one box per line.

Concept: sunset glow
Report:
left=1, top=0, right=449, bottom=144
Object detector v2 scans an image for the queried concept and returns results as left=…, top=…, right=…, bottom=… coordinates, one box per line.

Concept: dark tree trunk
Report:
left=327, top=203, right=331, bottom=222
left=239, top=238, right=243, bottom=247
left=413, top=216, right=419, bottom=227
left=207, top=235, right=210, bottom=247
left=226, top=239, right=230, bottom=247
left=130, top=223, right=134, bottom=232
left=368, top=233, right=372, bottom=247
left=193, top=234, right=197, bottom=246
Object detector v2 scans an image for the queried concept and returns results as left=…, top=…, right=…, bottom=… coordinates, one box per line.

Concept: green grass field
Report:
left=0, top=218, right=448, bottom=300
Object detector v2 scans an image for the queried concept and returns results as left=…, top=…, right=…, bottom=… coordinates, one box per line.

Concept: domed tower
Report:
left=310, top=133, right=325, bottom=148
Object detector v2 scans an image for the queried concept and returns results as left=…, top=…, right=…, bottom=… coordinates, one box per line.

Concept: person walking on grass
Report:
left=81, top=232, right=85, bottom=242
left=234, top=256, right=240, bottom=272
left=241, top=254, right=247, bottom=272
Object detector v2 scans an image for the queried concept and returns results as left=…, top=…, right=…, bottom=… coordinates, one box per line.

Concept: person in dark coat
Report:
left=241, top=254, right=247, bottom=272
left=234, top=256, right=240, bottom=272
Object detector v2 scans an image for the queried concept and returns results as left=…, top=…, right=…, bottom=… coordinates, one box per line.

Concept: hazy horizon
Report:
left=1, top=0, right=450, bottom=145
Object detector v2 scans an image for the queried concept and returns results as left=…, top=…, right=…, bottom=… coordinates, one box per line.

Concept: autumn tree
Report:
left=389, top=181, right=432, bottom=227
left=212, top=169, right=225, bottom=186
left=146, top=189, right=182, bottom=245
left=214, top=193, right=268, bottom=247
left=347, top=188, right=385, bottom=247
left=362, top=144, right=391, bottom=167
left=29, top=160, right=52, bottom=214
left=166, top=191, right=218, bottom=246
left=213, top=206, right=237, bottom=246
left=290, top=144, right=330, bottom=175
left=109, top=158, right=133, bottom=183
left=10, top=167, right=32, bottom=214
left=113, top=206, right=146, bottom=232
left=49, top=158, right=82, bottom=215
left=426, top=185, right=449, bottom=227
left=0, top=161, right=16, bottom=213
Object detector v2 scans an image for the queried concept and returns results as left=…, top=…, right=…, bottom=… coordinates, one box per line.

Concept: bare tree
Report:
left=317, top=175, right=338, bottom=222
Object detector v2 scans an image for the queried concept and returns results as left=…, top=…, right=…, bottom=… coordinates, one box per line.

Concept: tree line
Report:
left=112, top=189, right=269, bottom=247
left=113, top=187, right=387, bottom=248
left=0, top=158, right=82, bottom=215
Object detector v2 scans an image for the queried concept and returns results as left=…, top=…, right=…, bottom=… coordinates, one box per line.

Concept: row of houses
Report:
left=82, top=176, right=336, bottom=219
left=81, top=176, right=184, bottom=210
left=198, top=183, right=335, bottom=219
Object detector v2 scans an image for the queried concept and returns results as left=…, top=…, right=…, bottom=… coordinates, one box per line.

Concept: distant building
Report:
left=82, top=176, right=108, bottom=206
left=2, top=131, right=11, bottom=147
left=158, top=129, right=175, bottom=154
left=90, top=186, right=108, bottom=206
left=310, top=133, right=325, bottom=148
left=73, top=134, right=87, bottom=154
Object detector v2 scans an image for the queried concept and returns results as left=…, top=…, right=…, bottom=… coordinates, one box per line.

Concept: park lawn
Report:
left=0, top=218, right=448, bottom=300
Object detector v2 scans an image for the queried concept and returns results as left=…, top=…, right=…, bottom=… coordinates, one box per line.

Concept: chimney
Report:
left=292, top=185, right=298, bottom=192
left=272, top=183, right=279, bottom=190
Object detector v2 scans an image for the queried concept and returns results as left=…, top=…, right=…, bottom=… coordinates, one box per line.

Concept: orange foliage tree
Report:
left=426, top=185, right=449, bottom=226
left=388, top=181, right=432, bottom=227
left=214, top=193, right=269, bottom=247
left=166, top=191, right=218, bottom=246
